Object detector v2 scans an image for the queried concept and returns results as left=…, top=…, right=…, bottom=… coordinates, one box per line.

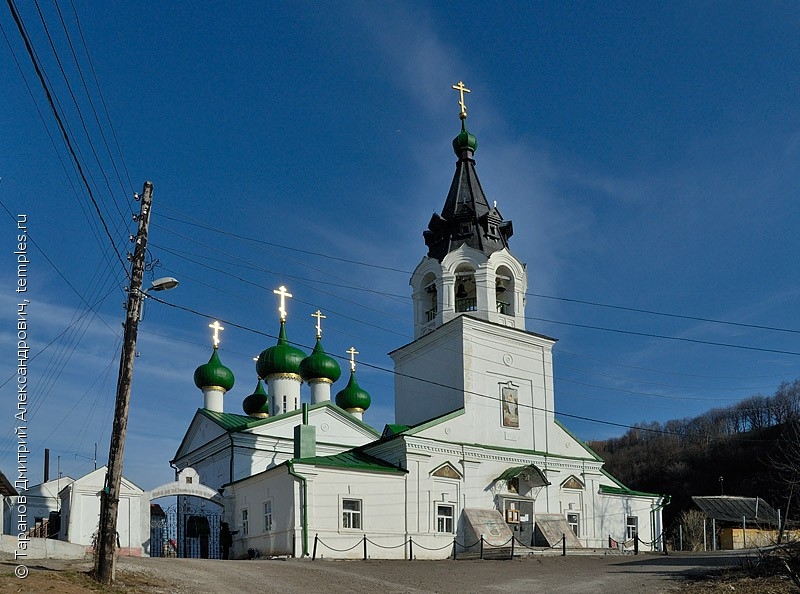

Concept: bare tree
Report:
left=677, top=509, right=708, bottom=551
left=769, top=420, right=800, bottom=543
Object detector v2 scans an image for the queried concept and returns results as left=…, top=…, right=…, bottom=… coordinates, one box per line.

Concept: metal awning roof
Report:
left=0, top=470, right=17, bottom=497
left=494, top=464, right=550, bottom=487
left=692, top=496, right=779, bottom=525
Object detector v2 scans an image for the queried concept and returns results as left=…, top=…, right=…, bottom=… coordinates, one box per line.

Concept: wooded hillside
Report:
left=587, top=379, right=800, bottom=532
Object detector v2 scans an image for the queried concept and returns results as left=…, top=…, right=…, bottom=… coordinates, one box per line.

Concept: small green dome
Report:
left=194, top=348, right=235, bottom=392
left=452, top=122, right=477, bottom=155
left=335, top=371, right=371, bottom=413
left=300, top=338, right=342, bottom=383
left=256, top=321, right=306, bottom=378
left=242, top=379, right=270, bottom=418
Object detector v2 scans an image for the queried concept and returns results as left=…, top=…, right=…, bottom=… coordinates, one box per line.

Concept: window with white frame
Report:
left=342, top=498, right=362, bottom=529
left=263, top=500, right=273, bottom=533
left=567, top=512, right=579, bottom=537
left=241, top=508, right=249, bottom=536
left=626, top=516, right=638, bottom=540
left=436, top=504, right=455, bottom=533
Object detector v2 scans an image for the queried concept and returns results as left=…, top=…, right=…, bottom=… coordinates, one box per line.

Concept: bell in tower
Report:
left=410, top=82, right=527, bottom=338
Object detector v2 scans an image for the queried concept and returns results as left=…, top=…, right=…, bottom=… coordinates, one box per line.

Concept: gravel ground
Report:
left=0, top=550, right=754, bottom=594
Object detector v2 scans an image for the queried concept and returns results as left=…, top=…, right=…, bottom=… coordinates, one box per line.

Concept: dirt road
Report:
left=1, top=551, right=750, bottom=594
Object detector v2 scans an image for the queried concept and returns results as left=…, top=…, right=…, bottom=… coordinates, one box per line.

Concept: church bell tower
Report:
left=411, top=81, right=528, bottom=339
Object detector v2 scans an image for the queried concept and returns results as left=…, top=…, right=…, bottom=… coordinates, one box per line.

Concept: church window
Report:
left=342, top=499, right=362, bottom=530
left=282, top=395, right=287, bottom=413
left=567, top=512, right=579, bottom=537
left=241, top=508, right=249, bottom=536
left=263, top=500, right=273, bottom=532
left=436, top=504, right=454, bottom=533
left=626, top=516, right=638, bottom=540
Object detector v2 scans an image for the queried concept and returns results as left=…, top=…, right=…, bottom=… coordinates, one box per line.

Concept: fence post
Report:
left=452, top=538, right=457, bottom=560
left=409, top=537, right=413, bottom=561
left=363, top=534, right=367, bottom=560
left=312, top=533, right=318, bottom=561
left=510, top=535, right=515, bottom=559
left=562, top=534, right=566, bottom=557
left=480, top=535, right=484, bottom=560
left=634, top=536, right=639, bottom=555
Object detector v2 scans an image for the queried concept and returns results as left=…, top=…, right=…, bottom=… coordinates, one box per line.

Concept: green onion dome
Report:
left=242, top=379, right=269, bottom=418
left=194, top=347, right=235, bottom=392
left=256, top=321, right=306, bottom=378
left=452, top=122, right=477, bottom=155
left=335, top=371, right=371, bottom=413
left=299, top=338, right=342, bottom=383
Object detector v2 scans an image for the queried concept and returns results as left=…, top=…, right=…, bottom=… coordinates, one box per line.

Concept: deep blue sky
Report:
left=2, top=1, right=799, bottom=489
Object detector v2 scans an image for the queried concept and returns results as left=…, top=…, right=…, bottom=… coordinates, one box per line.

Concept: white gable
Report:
left=172, top=410, right=235, bottom=461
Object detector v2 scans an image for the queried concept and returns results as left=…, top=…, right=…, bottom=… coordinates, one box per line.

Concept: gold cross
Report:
left=273, top=285, right=293, bottom=321
left=312, top=310, right=326, bottom=339
left=451, top=80, right=471, bottom=120
left=346, top=346, right=359, bottom=373
left=208, top=320, right=224, bottom=347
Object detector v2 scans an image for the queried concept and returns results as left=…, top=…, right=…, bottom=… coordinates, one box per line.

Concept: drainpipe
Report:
left=652, top=494, right=670, bottom=551
left=286, top=461, right=308, bottom=557
left=228, top=432, right=235, bottom=485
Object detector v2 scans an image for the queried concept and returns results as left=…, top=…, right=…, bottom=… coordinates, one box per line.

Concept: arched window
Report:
left=454, top=265, right=476, bottom=312
left=422, top=272, right=437, bottom=322
left=495, top=266, right=515, bottom=316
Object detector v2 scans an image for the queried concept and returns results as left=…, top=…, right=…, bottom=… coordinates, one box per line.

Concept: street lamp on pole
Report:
left=138, top=277, right=179, bottom=321
left=93, top=183, right=177, bottom=584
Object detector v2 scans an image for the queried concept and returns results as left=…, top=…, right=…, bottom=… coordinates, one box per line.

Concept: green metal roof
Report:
left=194, top=347, right=235, bottom=391
left=256, top=321, right=306, bottom=378
left=198, top=401, right=380, bottom=435
left=493, top=463, right=550, bottom=486
left=242, top=379, right=269, bottom=417
left=199, top=408, right=253, bottom=431
left=599, top=484, right=664, bottom=498
left=294, top=450, right=406, bottom=474
left=403, top=408, right=466, bottom=435
left=598, top=468, right=665, bottom=498
left=381, top=424, right=410, bottom=438
left=299, top=338, right=341, bottom=383
left=335, top=371, right=371, bottom=412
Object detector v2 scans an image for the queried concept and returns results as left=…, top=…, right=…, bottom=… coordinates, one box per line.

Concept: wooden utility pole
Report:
left=94, top=181, right=153, bottom=584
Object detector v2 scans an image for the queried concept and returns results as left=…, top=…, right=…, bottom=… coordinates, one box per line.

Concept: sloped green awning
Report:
left=494, top=464, right=550, bottom=487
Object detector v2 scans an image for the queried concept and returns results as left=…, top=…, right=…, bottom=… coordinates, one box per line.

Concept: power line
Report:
left=157, top=205, right=800, bottom=338
left=143, top=293, right=796, bottom=439
left=152, top=229, right=800, bottom=359
left=528, top=316, right=800, bottom=357
left=6, top=0, right=129, bottom=275
left=67, top=0, right=133, bottom=194
left=528, top=292, right=800, bottom=336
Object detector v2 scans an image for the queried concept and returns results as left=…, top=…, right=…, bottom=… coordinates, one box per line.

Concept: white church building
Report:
left=172, top=89, right=668, bottom=559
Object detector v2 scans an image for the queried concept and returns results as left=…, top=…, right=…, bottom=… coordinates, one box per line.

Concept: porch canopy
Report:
left=494, top=464, right=550, bottom=487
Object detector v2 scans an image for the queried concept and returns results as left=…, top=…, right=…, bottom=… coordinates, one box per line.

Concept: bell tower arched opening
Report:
left=454, top=264, right=477, bottom=313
